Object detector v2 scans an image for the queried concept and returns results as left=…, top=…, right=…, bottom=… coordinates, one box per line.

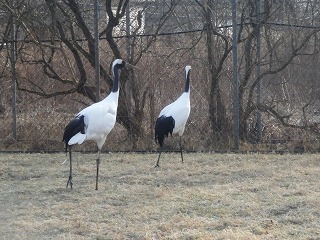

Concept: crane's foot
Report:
left=155, top=164, right=160, bottom=168
left=66, top=175, right=73, bottom=189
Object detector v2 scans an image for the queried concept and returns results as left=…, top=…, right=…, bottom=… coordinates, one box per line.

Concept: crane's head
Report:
left=112, top=59, right=126, bottom=76
left=185, top=65, right=191, bottom=79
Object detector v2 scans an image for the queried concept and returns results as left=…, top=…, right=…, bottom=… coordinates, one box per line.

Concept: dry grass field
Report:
left=0, top=152, right=319, bottom=239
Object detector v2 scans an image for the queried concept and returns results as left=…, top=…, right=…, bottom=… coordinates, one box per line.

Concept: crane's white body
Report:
left=154, top=65, right=191, bottom=167
left=158, top=92, right=190, bottom=136
left=68, top=91, right=119, bottom=149
left=63, top=58, right=125, bottom=190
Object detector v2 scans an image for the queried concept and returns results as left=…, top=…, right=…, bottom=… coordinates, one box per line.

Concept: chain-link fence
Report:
left=1, top=0, right=320, bottom=153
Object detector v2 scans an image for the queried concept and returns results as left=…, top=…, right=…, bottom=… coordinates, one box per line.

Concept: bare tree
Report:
left=195, top=0, right=320, bottom=144
left=1, top=0, right=319, bottom=151
left=239, top=0, right=320, bottom=141
left=195, top=0, right=230, bottom=142
left=1, top=0, right=179, bottom=145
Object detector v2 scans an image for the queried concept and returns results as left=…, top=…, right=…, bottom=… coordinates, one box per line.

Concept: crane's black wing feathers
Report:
left=62, top=114, right=85, bottom=152
left=155, top=115, right=175, bottom=147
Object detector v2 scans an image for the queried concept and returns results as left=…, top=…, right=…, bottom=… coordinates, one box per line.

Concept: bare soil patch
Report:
left=0, top=152, right=319, bottom=239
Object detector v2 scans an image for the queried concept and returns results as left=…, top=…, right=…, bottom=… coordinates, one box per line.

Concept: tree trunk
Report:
left=204, top=1, right=228, bottom=143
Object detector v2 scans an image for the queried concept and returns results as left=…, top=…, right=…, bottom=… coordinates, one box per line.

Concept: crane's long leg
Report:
left=179, top=136, right=184, bottom=163
left=96, top=150, right=101, bottom=190
left=66, top=146, right=73, bottom=189
left=155, top=146, right=162, bottom=168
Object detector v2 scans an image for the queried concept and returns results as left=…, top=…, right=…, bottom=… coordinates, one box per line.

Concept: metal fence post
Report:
left=256, top=0, right=262, bottom=143
left=126, top=1, right=131, bottom=62
left=94, top=0, right=100, bottom=102
left=11, top=9, right=17, bottom=140
left=232, top=0, right=239, bottom=150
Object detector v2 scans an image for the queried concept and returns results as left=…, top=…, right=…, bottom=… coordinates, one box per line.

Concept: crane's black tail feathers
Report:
left=62, top=114, right=85, bottom=153
left=155, top=115, right=175, bottom=147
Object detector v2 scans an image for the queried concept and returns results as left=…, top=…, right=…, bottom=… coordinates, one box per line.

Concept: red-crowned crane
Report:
left=154, top=65, right=191, bottom=167
left=62, top=59, right=126, bottom=190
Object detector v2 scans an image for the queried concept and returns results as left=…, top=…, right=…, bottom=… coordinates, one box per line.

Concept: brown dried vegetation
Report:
left=0, top=152, right=319, bottom=239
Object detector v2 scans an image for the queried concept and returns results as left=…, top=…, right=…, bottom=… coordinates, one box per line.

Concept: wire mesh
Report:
left=0, top=0, right=319, bottom=153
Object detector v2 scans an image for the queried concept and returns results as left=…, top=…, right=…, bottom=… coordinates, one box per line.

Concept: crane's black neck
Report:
left=112, top=65, right=120, bottom=93
left=184, top=70, right=190, bottom=93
